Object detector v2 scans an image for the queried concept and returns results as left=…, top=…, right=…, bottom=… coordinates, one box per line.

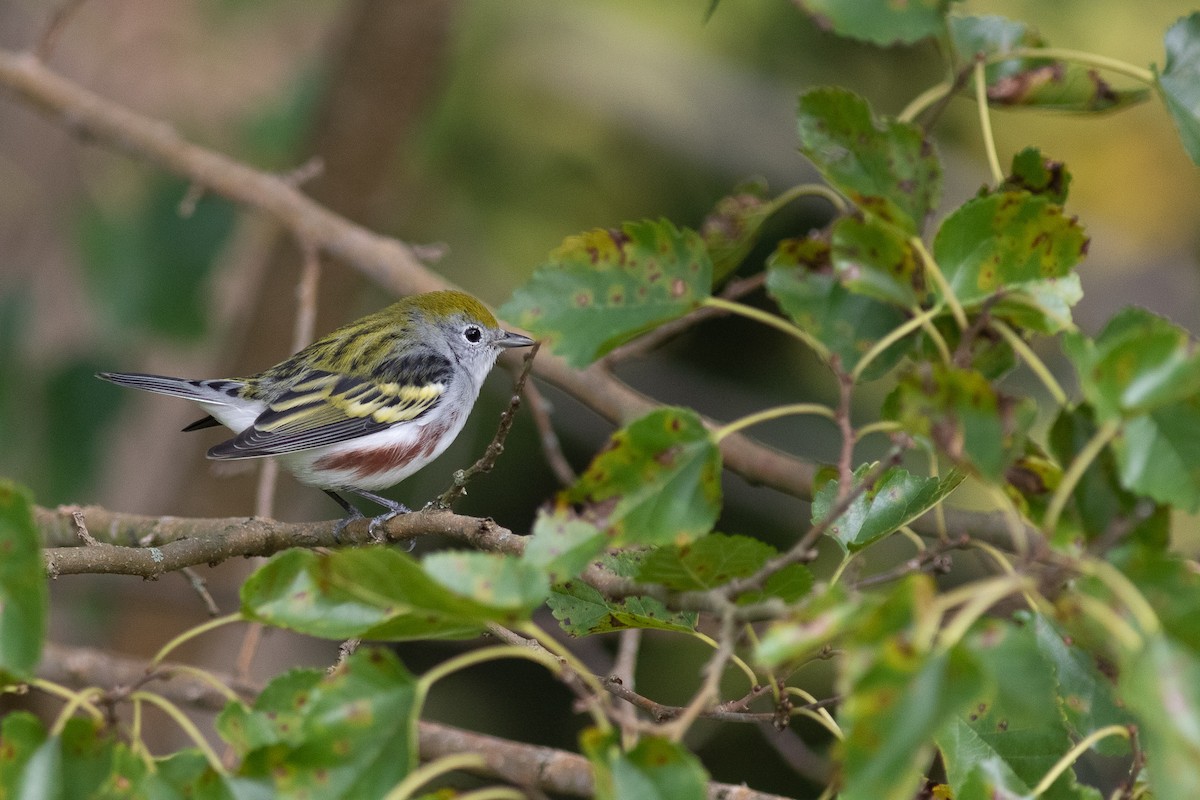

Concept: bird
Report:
left=98, top=289, right=535, bottom=530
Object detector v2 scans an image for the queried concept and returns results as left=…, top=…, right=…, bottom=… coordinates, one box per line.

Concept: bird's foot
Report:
left=364, top=501, right=412, bottom=544
left=332, top=506, right=364, bottom=544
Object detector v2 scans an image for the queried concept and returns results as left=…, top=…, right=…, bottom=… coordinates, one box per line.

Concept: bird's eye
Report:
left=464, top=325, right=483, bottom=344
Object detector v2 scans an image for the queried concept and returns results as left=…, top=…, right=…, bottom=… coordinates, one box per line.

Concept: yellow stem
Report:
left=131, top=691, right=227, bottom=775
left=1074, top=594, right=1143, bottom=652
left=1030, top=725, right=1131, bottom=797
left=899, top=80, right=955, bottom=123
left=783, top=687, right=843, bottom=739
left=911, top=237, right=967, bottom=331
left=150, top=612, right=243, bottom=667
left=1001, top=47, right=1155, bottom=84
left=974, top=60, right=1005, bottom=185
left=852, top=305, right=942, bottom=383
left=691, top=630, right=759, bottom=688
left=936, top=575, right=1032, bottom=651
left=48, top=686, right=104, bottom=735
left=771, top=183, right=849, bottom=215
left=31, top=680, right=104, bottom=724
left=713, top=403, right=836, bottom=442
left=991, top=319, right=1068, bottom=406
left=454, top=790, right=528, bottom=800
left=854, top=420, right=902, bottom=441
left=1042, top=419, right=1121, bottom=538
left=382, top=754, right=488, bottom=800
left=154, top=664, right=243, bottom=704
left=703, top=296, right=832, bottom=362
left=1077, top=557, right=1162, bottom=637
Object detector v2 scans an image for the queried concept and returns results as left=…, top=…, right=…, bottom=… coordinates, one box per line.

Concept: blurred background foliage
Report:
left=0, top=0, right=1196, bottom=791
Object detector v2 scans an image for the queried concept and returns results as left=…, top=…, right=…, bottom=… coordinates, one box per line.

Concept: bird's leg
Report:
left=346, top=489, right=412, bottom=543
left=325, top=490, right=364, bottom=543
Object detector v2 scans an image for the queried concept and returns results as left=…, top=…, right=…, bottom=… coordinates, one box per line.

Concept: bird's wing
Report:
left=207, top=366, right=448, bottom=459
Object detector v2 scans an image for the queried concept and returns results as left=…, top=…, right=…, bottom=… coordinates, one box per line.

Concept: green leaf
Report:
left=635, top=533, right=775, bottom=591
left=1158, top=13, right=1200, bottom=166
left=559, top=407, right=722, bottom=548
left=0, top=480, right=46, bottom=680
left=1116, top=401, right=1200, bottom=513
left=218, top=649, right=418, bottom=800
left=932, top=191, right=1088, bottom=310
left=794, top=0, right=954, bottom=46
left=241, top=548, right=530, bottom=641
left=1048, top=405, right=1168, bottom=548
left=831, top=215, right=924, bottom=308
left=0, top=716, right=114, bottom=800
left=887, top=364, right=1034, bottom=481
left=941, top=619, right=1102, bottom=800
left=737, top=565, right=814, bottom=605
left=422, top=551, right=549, bottom=611
left=950, top=16, right=1150, bottom=113
left=1064, top=307, right=1200, bottom=420
left=1029, top=613, right=1132, bottom=757
left=812, top=466, right=965, bottom=552
left=1001, top=147, right=1072, bottom=204
left=754, top=585, right=862, bottom=668
left=1120, top=635, right=1200, bottom=800
left=839, top=646, right=984, bottom=800
left=700, top=181, right=774, bottom=283
left=522, top=513, right=608, bottom=584
left=582, top=729, right=708, bottom=800
left=500, top=219, right=713, bottom=367
left=797, top=88, right=940, bottom=233
left=547, top=581, right=697, bottom=637
left=766, top=238, right=909, bottom=378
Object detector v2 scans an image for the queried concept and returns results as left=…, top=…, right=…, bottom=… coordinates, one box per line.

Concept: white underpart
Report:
left=199, top=399, right=266, bottom=434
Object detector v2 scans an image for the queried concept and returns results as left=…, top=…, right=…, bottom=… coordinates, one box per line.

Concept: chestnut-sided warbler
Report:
left=99, top=290, right=534, bottom=525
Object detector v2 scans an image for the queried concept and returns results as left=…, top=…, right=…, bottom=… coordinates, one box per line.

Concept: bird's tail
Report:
left=96, top=372, right=246, bottom=405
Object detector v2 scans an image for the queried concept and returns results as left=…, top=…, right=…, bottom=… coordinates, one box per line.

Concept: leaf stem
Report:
left=911, top=239, right=967, bottom=332
left=416, top=645, right=561, bottom=698
left=1042, top=418, right=1121, bottom=537
left=713, top=403, right=836, bottom=443
left=974, top=60, right=1005, bottom=186
left=782, top=687, right=843, bottom=739
left=519, top=622, right=614, bottom=730
left=1076, top=557, right=1162, bottom=637
left=854, top=420, right=902, bottom=441
left=47, top=685, right=104, bottom=735
left=1029, top=724, right=1131, bottom=798
left=990, top=319, right=1068, bottom=406
left=150, top=612, right=243, bottom=667
left=936, top=575, right=1032, bottom=650
left=691, top=630, right=759, bottom=688
left=131, top=691, right=227, bottom=775
left=899, top=80, right=955, bottom=123
left=1001, top=47, right=1156, bottom=85
left=382, top=753, right=489, bottom=800
left=1074, top=594, right=1143, bottom=651
left=852, top=304, right=942, bottom=382
left=771, top=182, right=849, bottom=215
left=703, top=296, right=832, bottom=362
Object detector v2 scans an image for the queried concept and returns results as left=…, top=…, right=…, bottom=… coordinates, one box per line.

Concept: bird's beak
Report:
left=498, top=330, right=536, bottom=348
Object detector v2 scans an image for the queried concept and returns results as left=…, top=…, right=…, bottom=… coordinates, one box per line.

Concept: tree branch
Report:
left=36, top=641, right=799, bottom=800
left=37, top=504, right=525, bottom=577
left=0, top=47, right=1026, bottom=548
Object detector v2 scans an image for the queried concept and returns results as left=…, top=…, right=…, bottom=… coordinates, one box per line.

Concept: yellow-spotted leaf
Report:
left=500, top=219, right=712, bottom=367
left=217, top=649, right=417, bottom=799
left=796, top=87, right=940, bottom=234
left=559, top=407, right=722, bottom=548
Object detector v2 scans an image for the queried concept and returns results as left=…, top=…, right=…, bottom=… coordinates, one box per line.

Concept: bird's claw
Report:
left=332, top=507, right=365, bottom=544
left=368, top=502, right=412, bottom=544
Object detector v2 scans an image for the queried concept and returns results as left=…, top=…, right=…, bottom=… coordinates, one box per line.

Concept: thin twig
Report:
left=179, top=567, right=221, bottom=617
left=34, top=0, right=91, bottom=61
left=522, top=379, right=576, bottom=486
left=434, top=344, right=539, bottom=508
left=70, top=509, right=99, bottom=546
left=834, top=371, right=855, bottom=502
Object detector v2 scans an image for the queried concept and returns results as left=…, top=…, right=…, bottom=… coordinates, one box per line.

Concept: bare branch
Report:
left=0, top=48, right=1028, bottom=550
left=35, top=642, right=797, bottom=800
left=37, top=504, right=525, bottom=577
